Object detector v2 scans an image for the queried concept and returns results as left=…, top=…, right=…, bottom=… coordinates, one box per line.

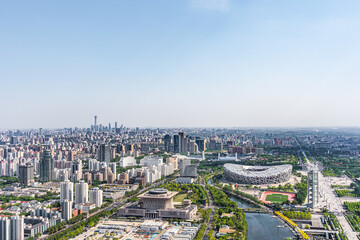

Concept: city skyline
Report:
left=2, top=0, right=360, bottom=128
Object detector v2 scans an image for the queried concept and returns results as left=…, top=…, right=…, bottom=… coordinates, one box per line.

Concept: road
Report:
left=295, top=138, right=358, bottom=239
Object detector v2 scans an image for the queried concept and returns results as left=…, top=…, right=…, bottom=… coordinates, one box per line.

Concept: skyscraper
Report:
left=40, top=150, right=54, bottom=182
left=94, top=115, right=97, bottom=130
left=18, top=164, right=34, bottom=186
left=173, top=134, right=180, bottom=153
left=62, top=200, right=72, bottom=221
left=164, top=134, right=172, bottom=152
left=75, top=180, right=88, bottom=204
left=89, top=187, right=103, bottom=207
left=195, top=138, right=206, bottom=152
left=60, top=180, right=74, bottom=203
left=98, top=144, right=110, bottom=162
left=179, top=132, right=187, bottom=153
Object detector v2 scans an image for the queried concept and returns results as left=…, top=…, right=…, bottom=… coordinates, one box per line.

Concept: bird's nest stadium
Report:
left=224, top=164, right=292, bottom=185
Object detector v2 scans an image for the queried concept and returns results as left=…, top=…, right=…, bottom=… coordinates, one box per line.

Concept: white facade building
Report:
left=140, top=156, right=163, bottom=166
left=89, top=187, right=103, bottom=207
left=60, top=180, right=73, bottom=203
left=75, top=180, right=88, bottom=204
left=119, top=156, right=136, bottom=167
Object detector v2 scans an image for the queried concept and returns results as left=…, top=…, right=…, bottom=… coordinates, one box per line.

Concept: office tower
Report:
left=62, top=200, right=72, bottom=221
left=183, top=164, right=197, bottom=177
left=39, top=128, right=43, bottom=135
left=98, top=144, right=110, bottom=162
left=174, top=132, right=188, bottom=153
left=179, top=159, right=191, bottom=176
left=307, top=170, right=319, bottom=208
left=40, top=150, right=54, bottom=182
left=94, top=116, right=97, bottom=129
left=164, top=134, right=172, bottom=152
left=89, top=188, right=103, bottom=207
left=179, top=132, right=187, bottom=153
left=195, top=138, right=206, bottom=152
left=173, top=134, right=180, bottom=153
left=115, top=122, right=118, bottom=129
left=188, top=140, right=198, bottom=154
left=60, top=180, right=74, bottom=203
left=10, top=136, right=18, bottom=145
left=75, top=180, right=88, bottom=204
left=18, top=164, right=34, bottom=186
left=0, top=217, right=10, bottom=240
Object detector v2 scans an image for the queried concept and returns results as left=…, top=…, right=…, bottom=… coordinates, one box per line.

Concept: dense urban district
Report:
left=1, top=119, right=360, bottom=240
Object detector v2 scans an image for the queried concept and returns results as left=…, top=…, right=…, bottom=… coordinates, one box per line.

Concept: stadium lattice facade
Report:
left=224, top=164, right=292, bottom=185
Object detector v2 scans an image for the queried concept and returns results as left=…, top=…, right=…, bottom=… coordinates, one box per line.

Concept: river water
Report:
left=229, top=196, right=295, bottom=240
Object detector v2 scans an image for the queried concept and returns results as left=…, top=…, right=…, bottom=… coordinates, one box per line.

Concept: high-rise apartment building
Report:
left=75, top=180, right=88, bottom=204
left=70, top=159, right=82, bottom=181
left=18, top=164, right=34, bottom=186
left=0, top=215, right=24, bottom=240
left=89, top=188, right=103, bottom=207
left=40, top=150, right=54, bottom=182
left=60, top=180, right=74, bottom=203
left=62, top=200, right=72, bottom=221
left=10, top=215, right=24, bottom=240
left=0, top=217, right=10, bottom=240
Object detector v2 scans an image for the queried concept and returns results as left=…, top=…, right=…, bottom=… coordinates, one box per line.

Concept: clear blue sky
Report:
left=1, top=0, right=360, bottom=129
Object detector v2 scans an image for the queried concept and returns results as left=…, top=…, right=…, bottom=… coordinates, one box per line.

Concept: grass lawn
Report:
left=174, top=193, right=187, bottom=202
left=265, top=194, right=289, bottom=203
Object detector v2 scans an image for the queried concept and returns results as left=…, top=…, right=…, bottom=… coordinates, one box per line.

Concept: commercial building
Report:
left=224, top=164, right=292, bottom=185
left=98, top=144, right=110, bottom=163
left=18, top=164, right=34, bottom=186
left=175, top=158, right=197, bottom=184
left=118, top=189, right=197, bottom=220
left=140, top=156, right=163, bottom=166
left=119, top=156, right=136, bottom=168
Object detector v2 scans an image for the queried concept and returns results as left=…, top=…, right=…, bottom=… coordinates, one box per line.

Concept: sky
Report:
left=1, top=0, right=360, bottom=129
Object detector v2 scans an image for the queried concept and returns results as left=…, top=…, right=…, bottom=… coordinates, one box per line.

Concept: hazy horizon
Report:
left=1, top=0, right=360, bottom=129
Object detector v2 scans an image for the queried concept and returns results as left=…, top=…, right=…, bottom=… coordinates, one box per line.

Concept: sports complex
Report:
left=260, top=191, right=295, bottom=204
left=223, top=163, right=292, bottom=185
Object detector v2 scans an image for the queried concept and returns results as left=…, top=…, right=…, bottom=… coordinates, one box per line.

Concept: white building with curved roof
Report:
left=224, top=164, right=292, bottom=184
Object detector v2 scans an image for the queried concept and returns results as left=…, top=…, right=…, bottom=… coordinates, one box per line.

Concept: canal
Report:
left=230, top=196, right=295, bottom=240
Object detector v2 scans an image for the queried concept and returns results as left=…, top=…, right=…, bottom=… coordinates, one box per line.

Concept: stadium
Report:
left=224, top=164, right=292, bottom=185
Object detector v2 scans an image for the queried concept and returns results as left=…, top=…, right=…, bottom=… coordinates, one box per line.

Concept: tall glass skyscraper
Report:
left=40, top=149, right=54, bottom=182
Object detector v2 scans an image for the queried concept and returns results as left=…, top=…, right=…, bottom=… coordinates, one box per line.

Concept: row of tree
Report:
left=283, top=211, right=311, bottom=220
